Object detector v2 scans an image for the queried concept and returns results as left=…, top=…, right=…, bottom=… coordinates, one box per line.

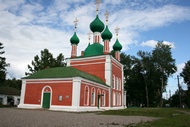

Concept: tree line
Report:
left=0, top=41, right=190, bottom=107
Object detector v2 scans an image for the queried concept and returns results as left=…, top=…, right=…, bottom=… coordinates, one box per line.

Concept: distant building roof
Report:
left=0, top=86, right=20, bottom=96
left=22, top=67, right=107, bottom=86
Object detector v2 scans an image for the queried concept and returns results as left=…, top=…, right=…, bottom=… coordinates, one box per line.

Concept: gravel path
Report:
left=0, top=108, right=159, bottom=127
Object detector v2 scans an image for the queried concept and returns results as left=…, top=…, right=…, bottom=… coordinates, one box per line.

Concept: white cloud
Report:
left=141, top=40, right=175, bottom=48
left=176, top=63, right=185, bottom=75
left=1, top=0, right=190, bottom=79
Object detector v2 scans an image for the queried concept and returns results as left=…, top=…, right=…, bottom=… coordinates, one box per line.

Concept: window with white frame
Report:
left=115, top=92, right=118, bottom=106
left=116, top=77, right=118, bottom=90
left=119, top=93, right=121, bottom=105
left=84, top=86, right=89, bottom=105
left=118, top=78, right=121, bottom=90
left=91, top=88, right=95, bottom=105
left=112, top=75, right=115, bottom=89
left=102, top=90, right=106, bottom=106
left=113, top=91, right=115, bottom=106
left=97, top=89, right=101, bottom=106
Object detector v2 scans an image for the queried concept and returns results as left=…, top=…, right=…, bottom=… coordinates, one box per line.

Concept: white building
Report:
left=0, top=86, right=20, bottom=106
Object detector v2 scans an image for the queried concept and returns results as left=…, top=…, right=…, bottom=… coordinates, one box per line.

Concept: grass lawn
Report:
left=100, top=108, right=190, bottom=127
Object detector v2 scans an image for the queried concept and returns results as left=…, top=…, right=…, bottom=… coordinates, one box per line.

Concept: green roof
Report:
left=113, top=38, right=122, bottom=51
left=90, top=15, right=105, bottom=33
left=70, top=32, right=79, bottom=45
left=0, top=86, right=20, bottom=96
left=84, top=43, right=104, bottom=57
left=101, top=25, right=112, bottom=41
left=22, top=67, right=107, bottom=86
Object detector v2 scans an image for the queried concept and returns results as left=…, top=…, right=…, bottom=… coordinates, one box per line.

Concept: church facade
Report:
left=18, top=1, right=126, bottom=112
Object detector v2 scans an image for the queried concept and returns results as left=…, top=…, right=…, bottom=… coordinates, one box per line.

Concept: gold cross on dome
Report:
left=87, top=30, right=92, bottom=42
left=74, top=18, right=79, bottom=30
left=95, top=0, right=101, bottom=14
left=115, top=26, right=120, bottom=36
left=104, top=10, right=109, bottom=23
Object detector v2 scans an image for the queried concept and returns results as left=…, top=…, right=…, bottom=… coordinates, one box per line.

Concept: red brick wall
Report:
left=70, top=58, right=106, bottom=82
left=24, top=81, right=73, bottom=106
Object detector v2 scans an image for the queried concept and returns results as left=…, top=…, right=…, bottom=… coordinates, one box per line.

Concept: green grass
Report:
left=100, top=108, right=190, bottom=127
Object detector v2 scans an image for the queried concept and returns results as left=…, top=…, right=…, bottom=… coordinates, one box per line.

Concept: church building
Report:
left=18, top=1, right=126, bottom=112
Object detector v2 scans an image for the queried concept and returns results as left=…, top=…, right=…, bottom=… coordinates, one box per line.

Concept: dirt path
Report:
left=0, top=108, right=159, bottom=127
left=177, top=110, right=190, bottom=115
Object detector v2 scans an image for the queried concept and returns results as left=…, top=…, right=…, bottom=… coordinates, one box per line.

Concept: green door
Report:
left=42, top=93, right=50, bottom=108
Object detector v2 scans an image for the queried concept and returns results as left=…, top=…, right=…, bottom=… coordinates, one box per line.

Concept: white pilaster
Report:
left=72, top=78, right=81, bottom=108
left=18, top=80, right=26, bottom=108
left=105, top=55, right=111, bottom=86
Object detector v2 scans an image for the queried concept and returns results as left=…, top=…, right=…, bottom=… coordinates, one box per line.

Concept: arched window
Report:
left=97, top=89, right=101, bottom=106
left=118, top=78, right=121, bottom=90
left=115, top=92, right=118, bottom=106
left=116, top=77, right=118, bottom=90
left=102, top=90, right=106, bottom=106
left=84, top=86, right=89, bottom=105
left=112, top=75, right=115, bottom=89
left=113, top=91, right=115, bottom=106
left=118, top=93, right=121, bottom=105
left=91, top=87, right=95, bottom=106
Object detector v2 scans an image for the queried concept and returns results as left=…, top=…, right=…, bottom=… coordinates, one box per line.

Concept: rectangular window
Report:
left=112, top=75, right=115, bottom=89
left=91, top=92, right=95, bottom=105
left=102, top=91, right=106, bottom=106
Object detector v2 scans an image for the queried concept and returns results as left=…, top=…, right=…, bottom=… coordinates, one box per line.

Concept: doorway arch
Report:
left=42, top=86, right=52, bottom=109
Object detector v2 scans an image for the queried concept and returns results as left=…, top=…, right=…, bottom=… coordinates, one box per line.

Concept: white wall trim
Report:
left=66, top=55, right=107, bottom=62
left=23, top=78, right=73, bottom=82
left=72, top=78, right=81, bottom=108
left=41, top=86, right=52, bottom=108
left=50, top=105, right=125, bottom=112
left=105, top=55, right=112, bottom=86
left=81, top=80, right=109, bottom=89
left=17, top=104, right=41, bottom=109
left=18, top=80, right=26, bottom=106
left=70, top=61, right=105, bottom=67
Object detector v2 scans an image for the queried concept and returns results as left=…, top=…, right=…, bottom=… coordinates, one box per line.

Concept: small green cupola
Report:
left=70, top=32, right=79, bottom=45
left=90, top=15, right=105, bottom=33
left=101, top=25, right=112, bottom=41
left=101, top=10, right=112, bottom=40
left=113, top=26, right=122, bottom=51
left=113, top=39, right=122, bottom=51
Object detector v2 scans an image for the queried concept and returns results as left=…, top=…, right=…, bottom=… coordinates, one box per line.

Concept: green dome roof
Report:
left=101, top=25, right=112, bottom=41
left=70, top=32, right=79, bottom=45
left=113, top=39, right=122, bottom=51
left=90, top=15, right=105, bottom=33
left=84, top=43, right=104, bottom=56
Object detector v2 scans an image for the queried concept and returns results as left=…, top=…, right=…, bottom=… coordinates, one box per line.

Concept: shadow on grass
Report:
left=100, top=108, right=190, bottom=127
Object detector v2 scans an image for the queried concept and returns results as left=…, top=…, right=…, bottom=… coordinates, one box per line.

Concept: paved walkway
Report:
left=0, top=108, right=159, bottom=127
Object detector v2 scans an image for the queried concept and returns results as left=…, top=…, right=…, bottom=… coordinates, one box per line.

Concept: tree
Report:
left=180, top=60, right=190, bottom=88
left=121, top=42, right=176, bottom=107
left=25, top=49, right=66, bottom=76
left=180, top=60, right=190, bottom=107
left=152, top=42, right=177, bottom=107
left=2, top=78, right=22, bottom=90
left=0, top=42, right=10, bottom=84
left=137, top=50, right=154, bottom=107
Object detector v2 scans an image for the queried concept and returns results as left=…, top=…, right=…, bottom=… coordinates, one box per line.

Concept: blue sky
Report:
left=0, top=0, right=190, bottom=97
